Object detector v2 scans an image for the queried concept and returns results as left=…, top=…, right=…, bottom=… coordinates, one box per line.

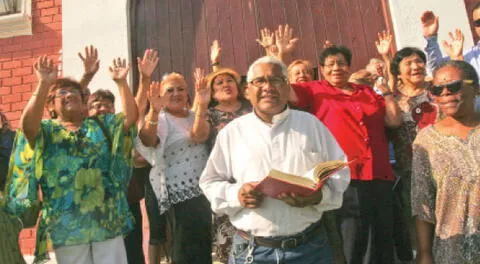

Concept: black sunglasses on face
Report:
left=474, top=19, right=480, bottom=27
left=430, top=79, right=473, bottom=96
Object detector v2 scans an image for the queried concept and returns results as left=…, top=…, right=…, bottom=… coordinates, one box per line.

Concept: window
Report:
left=0, top=0, right=31, bottom=38
left=0, top=0, right=20, bottom=15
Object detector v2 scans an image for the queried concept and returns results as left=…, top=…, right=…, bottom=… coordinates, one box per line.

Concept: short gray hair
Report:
left=246, top=56, right=288, bottom=82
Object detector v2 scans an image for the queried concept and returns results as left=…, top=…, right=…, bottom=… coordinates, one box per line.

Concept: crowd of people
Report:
left=0, top=6, right=479, bottom=264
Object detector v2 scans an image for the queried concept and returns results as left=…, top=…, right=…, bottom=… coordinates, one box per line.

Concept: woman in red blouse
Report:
left=290, top=45, right=401, bottom=264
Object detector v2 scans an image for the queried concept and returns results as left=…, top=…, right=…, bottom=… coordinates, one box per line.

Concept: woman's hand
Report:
left=194, top=68, right=210, bottom=107
left=148, top=81, right=167, bottom=113
left=421, top=11, right=439, bottom=38
left=109, top=58, right=130, bottom=82
left=375, top=30, right=392, bottom=57
left=137, top=49, right=159, bottom=78
left=275, top=24, right=299, bottom=55
left=34, top=55, right=57, bottom=85
left=210, top=40, right=222, bottom=65
left=442, top=29, right=464, bottom=60
left=78, top=45, right=100, bottom=77
left=256, top=27, right=277, bottom=56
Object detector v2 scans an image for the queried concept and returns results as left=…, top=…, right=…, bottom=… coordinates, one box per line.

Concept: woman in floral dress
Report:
left=412, top=60, right=480, bottom=264
left=4, top=56, right=137, bottom=264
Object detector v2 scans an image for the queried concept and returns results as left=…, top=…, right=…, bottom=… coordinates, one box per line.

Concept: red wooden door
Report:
left=130, top=0, right=394, bottom=89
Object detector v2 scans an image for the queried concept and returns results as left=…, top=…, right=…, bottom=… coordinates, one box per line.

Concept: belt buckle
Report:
left=280, top=237, right=298, bottom=249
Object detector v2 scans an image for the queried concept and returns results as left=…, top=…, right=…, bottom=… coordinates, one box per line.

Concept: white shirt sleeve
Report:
left=199, top=130, right=243, bottom=216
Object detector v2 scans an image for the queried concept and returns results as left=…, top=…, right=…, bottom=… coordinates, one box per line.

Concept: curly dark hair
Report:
left=319, top=46, right=352, bottom=67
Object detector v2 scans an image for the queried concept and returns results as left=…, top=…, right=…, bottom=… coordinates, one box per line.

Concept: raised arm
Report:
left=210, top=40, right=222, bottom=72
left=139, top=82, right=165, bottom=147
left=190, top=68, right=210, bottom=143
left=78, top=45, right=100, bottom=94
left=136, top=49, right=159, bottom=127
left=108, top=58, right=138, bottom=131
left=375, top=30, right=395, bottom=92
left=275, top=24, right=299, bottom=63
left=21, top=56, right=57, bottom=147
left=421, top=11, right=446, bottom=74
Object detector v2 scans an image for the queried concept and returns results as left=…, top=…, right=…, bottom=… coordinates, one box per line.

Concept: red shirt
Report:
left=292, top=80, right=394, bottom=181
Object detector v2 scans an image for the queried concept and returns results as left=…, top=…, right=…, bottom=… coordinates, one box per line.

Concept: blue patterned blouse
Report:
left=3, top=113, right=135, bottom=262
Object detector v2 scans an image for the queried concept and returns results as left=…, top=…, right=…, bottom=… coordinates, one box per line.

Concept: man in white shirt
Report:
left=199, top=56, right=350, bottom=264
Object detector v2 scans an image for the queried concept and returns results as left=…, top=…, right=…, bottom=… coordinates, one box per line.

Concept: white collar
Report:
left=253, top=106, right=290, bottom=127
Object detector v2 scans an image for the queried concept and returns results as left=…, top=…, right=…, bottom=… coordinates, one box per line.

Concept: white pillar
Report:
left=61, top=0, right=131, bottom=112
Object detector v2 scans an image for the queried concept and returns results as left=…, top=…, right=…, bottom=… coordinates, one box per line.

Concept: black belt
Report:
left=236, top=223, right=323, bottom=250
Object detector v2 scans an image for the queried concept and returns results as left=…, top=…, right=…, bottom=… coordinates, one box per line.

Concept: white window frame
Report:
left=0, top=0, right=32, bottom=39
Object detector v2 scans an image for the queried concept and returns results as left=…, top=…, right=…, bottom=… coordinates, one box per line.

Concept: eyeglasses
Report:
left=55, top=89, right=81, bottom=98
left=430, top=79, right=473, bottom=96
left=89, top=101, right=114, bottom=110
left=474, top=19, right=480, bottom=27
left=249, top=76, right=287, bottom=88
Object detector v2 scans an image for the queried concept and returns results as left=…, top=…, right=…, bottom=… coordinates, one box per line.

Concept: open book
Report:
left=254, top=160, right=349, bottom=198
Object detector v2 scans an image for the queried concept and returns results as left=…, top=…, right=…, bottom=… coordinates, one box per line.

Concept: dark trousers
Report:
left=336, top=180, right=395, bottom=264
left=124, top=201, right=145, bottom=264
left=167, top=195, right=212, bottom=264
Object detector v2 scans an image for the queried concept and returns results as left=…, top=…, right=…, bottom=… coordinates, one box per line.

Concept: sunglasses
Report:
left=474, top=19, right=480, bottom=27
left=430, top=79, right=473, bottom=96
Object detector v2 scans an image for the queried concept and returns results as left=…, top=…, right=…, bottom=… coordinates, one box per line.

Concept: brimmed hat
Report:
left=206, top=68, right=241, bottom=90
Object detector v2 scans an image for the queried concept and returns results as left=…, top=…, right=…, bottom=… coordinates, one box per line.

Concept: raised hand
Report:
left=34, top=55, right=57, bottom=85
left=137, top=49, right=159, bottom=78
left=421, top=11, right=439, bottom=38
left=275, top=24, right=299, bottom=55
left=442, top=29, right=464, bottom=60
left=194, top=68, right=210, bottom=107
left=256, top=27, right=276, bottom=56
left=147, top=81, right=167, bottom=112
left=375, top=30, right=393, bottom=56
left=78, top=45, right=100, bottom=76
left=108, top=58, right=130, bottom=82
left=210, top=40, right=222, bottom=65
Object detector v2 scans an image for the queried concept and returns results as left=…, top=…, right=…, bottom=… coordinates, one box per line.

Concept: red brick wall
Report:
left=0, top=0, right=62, bottom=130
left=0, top=0, right=62, bottom=255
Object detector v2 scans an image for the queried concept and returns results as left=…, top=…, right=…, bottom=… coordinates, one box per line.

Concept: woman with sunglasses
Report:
left=4, top=56, right=138, bottom=263
left=412, top=60, right=480, bottom=264
left=377, top=31, right=439, bottom=261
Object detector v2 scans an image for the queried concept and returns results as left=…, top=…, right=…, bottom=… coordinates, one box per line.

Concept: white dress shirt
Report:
left=199, top=108, right=350, bottom=237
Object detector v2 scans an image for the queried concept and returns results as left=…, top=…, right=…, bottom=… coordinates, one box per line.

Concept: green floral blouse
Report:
left=2, top=113, right=135, bottom=262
